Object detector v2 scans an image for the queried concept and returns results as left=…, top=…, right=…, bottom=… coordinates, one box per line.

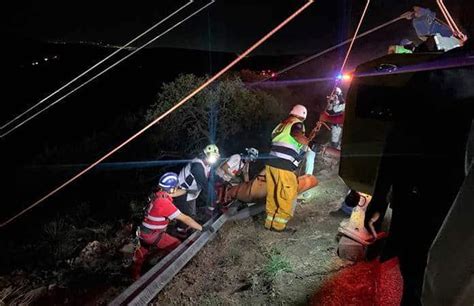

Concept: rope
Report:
left=0, top=0, right=314, bottom=228
left=338, top=0, right=371, bottom=76
left=0, top=0, right=193, bottom=132
left=315, top=0, right=371, bottom=143
left=254, top=12, right=409, bottom=84
left=436, top=0, right=467, bottom=42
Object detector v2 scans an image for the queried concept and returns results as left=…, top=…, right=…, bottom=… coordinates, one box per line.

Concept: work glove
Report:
left=202, top=225, right=215, bottom=233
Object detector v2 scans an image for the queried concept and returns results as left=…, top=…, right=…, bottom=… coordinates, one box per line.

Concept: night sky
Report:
left=3, top=0, right=472, bottom=56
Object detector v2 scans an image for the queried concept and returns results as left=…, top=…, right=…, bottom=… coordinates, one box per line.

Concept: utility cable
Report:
left=1, top=1, right=204, bottom=139
left=0, top=0, right=193, bottom=132
left=0, top=0, right=314, bottom=228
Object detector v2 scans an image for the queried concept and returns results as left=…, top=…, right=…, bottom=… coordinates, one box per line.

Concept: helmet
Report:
left=159, top=172, right=179, bottom=192
left=400, top=38, right=413, bottom=46
left=203, top=144, right=220, bottom=164
left=335, top=87, right=342, bottom=96
left=289, top=104, right=307, bottom=120
left=245, top=147, right=259, bottom=161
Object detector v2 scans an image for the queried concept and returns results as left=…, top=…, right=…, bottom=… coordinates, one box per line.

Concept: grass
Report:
left=264, top=249, right=292, bottom=279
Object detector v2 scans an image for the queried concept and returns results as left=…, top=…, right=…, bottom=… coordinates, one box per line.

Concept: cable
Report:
left=338, top=0, right=371, bottom=76
left=254, top=12, right=409, bottom=85
left=0, top=0, right=314, bottom=228
left=0, top=1, right=206, bottom=139
left=436, top=0, right=467, bottom=42
left=0, top=0, right=193, bottom=132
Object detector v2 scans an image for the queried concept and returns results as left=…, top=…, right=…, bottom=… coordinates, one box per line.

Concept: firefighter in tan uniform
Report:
left=265, top=105, right=310, bottom=231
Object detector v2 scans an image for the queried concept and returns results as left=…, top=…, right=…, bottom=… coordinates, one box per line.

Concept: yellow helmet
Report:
left=203, top=144, right=220, bottom=164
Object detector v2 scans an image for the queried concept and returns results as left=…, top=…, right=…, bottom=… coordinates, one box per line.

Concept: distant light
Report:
left=337, top=73, right=352, bottom=82
left=271, top=72, right=276, bottom=78
left=44, top=57, right=48, bottom=61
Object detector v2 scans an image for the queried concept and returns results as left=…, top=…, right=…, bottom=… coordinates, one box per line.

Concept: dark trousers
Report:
left=173, top=194, right=196, bottom=232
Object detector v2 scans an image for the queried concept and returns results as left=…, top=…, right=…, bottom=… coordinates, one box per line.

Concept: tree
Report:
left=145, top=74, right=284, bottom=155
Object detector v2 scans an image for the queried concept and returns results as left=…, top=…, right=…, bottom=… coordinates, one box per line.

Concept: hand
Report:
left=202, top=225, right=215, bottom=233
left=367, top=212, right=380, bottom=238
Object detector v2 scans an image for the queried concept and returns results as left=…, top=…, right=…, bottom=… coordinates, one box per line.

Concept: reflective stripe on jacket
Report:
left=142, top=191, right=181, bottom=230
left=270, top=117, right=305, bottom=167
left=178, top=158, right=210, bottom=201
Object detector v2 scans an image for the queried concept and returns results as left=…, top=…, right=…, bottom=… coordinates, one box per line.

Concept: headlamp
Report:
left=207, top=154, right=218, bottom=164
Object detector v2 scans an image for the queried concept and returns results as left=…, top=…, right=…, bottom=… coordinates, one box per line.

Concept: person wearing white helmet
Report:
left=265, top=105, right=311, bottom=231
left=326, top=87, right=345, bottom=150
left=174, top=144, right=220, bottom=237
left=216, top=147, right=259, bottom=184
left=327, top=87, right=345, bottom=115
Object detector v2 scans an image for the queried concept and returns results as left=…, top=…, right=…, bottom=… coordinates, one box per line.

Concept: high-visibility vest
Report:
left=270, top=117, right=305, bottom=167
left=178, top=158, right=210, bottom=201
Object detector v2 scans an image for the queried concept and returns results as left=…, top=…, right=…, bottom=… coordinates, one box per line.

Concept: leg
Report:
left=304, top=149, right=316, bottom=175
left=157, top=233, right=181, bottom=253
left=131, top=245, right=149, bottom=280
left=174, top=195, right=195, bottom=235
left=272, top=169, right=298, bottom=231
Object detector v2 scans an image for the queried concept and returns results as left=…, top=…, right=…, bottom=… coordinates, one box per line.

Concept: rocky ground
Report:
left=1, top=151, right=357, bottom=305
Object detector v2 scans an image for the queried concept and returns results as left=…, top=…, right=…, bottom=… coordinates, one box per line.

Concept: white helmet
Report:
left=245, top=147, right=259, bottom=161
left=335, top=87, right=342, bottom=95
left=289, top=104, right=307, bottom=120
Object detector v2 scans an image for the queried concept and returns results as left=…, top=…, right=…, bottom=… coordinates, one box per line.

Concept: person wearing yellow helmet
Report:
left=174, top=144, right=220, bottom=237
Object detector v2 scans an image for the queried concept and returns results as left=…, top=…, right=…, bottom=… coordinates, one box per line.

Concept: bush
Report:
left=145, top=74, right=285, bottom=155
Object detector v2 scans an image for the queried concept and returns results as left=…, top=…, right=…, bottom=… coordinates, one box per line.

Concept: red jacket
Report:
left=142, top=191, right=181, bottom=230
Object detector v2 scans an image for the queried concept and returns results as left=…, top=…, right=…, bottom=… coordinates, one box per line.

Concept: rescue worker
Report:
left=266, top=105, right=310, bottom=231
left=131, top=172, right=214, bottom=280
left=326, top=87, right=345, bottom=149
left=388, top=39, right=416, bottom=54
left=174, top=144, right=220, bottom=237
left=215, top=147, right=259, bottom=185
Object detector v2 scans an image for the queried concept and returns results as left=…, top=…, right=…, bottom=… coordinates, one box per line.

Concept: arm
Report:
left=175, top=213, right=203, bottom=231
left=291, top=122, right=310, bottom=146
left=221, top=163, right=236, bottom=178
left=332, top=103, right=345, bottom=114
left=242, top=162, right=250, bottom=182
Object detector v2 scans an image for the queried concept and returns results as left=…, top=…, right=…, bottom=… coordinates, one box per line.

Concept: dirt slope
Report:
left=154, top=171, right=351, bottom=305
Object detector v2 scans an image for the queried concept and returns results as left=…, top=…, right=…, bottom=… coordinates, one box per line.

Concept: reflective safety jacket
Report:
left=270, top=117, right=306, bottom=168
left=142, top=191, right=181, bottom=230
left=215, top=154, right=244, bottom=182
left=178, top=158, right=211, bottom=201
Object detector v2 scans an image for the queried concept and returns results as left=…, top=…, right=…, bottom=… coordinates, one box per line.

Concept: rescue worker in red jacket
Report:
left=131, top=172, right=214, bottom=280
left=266, top=105, right=310, bottom=231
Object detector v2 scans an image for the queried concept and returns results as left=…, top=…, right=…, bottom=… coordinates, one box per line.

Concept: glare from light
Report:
left=207, top=154, right=218, bottom=165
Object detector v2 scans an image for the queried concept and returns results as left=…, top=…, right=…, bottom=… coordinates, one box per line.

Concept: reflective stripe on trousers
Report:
left=266, top=215, right=288, bottom=224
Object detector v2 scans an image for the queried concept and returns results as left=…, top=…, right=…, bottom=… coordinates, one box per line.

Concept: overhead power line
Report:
left=0, top=0, right=194, bottom=138
left=0, top=0, right=315, bottom=228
